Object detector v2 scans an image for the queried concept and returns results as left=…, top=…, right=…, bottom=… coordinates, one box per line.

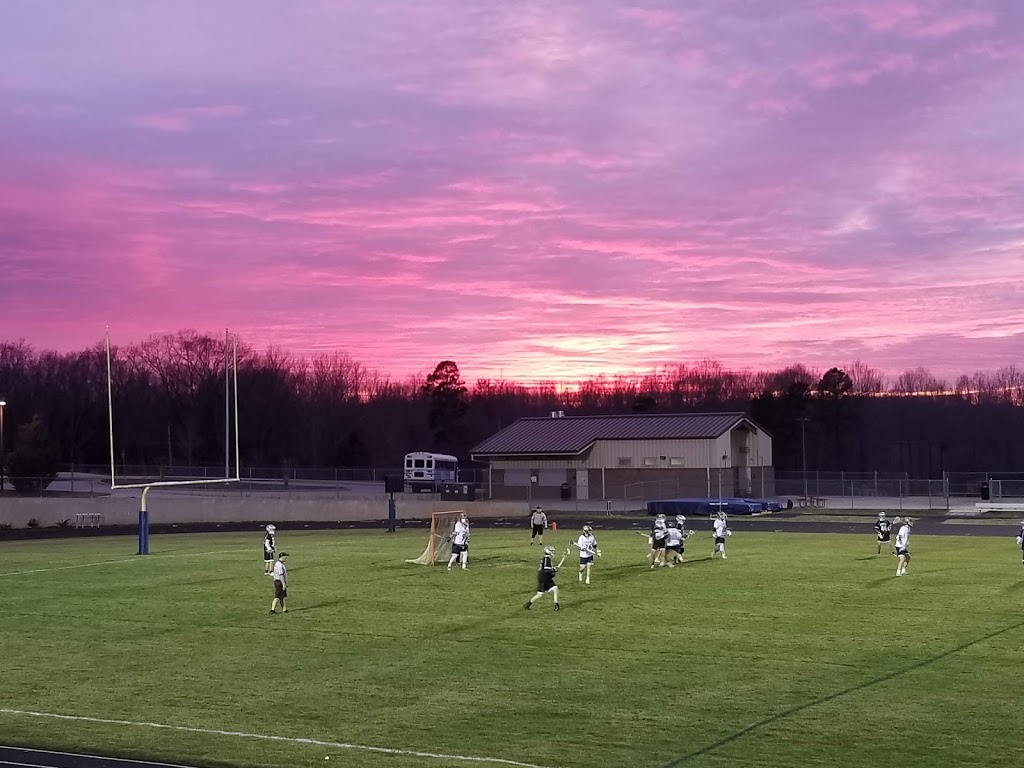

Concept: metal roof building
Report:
left=470, top=411, right=773, bottom=504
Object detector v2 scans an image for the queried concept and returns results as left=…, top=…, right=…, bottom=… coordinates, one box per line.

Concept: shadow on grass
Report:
left=287, top=598, right=348, bottom=613
left=658, top=616, right=1024, bottom=767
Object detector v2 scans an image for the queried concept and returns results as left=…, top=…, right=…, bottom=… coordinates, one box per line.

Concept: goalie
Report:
left=573, top=525, right=601, bottom=584
left=446, top=512, right=470, bottom=571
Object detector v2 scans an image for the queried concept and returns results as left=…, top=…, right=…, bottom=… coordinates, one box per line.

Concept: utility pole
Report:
left=798, top=417, right=810, bottom=500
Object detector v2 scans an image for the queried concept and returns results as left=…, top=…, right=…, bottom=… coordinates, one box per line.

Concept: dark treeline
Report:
left=1, top=331, right=1023, bottom=478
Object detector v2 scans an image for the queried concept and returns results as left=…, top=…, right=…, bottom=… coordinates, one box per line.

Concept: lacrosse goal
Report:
left=407, top=510, right=464, bottom=565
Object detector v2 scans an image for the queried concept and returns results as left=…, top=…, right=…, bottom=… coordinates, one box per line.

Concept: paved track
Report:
left=0, top=746, right=198, bottom=768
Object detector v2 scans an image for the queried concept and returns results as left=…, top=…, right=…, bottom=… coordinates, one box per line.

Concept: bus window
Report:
left=414, top=459, right=425, bottom=468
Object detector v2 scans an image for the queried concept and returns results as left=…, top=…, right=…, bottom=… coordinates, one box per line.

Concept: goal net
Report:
left=406, top=510, right=464, bottom=565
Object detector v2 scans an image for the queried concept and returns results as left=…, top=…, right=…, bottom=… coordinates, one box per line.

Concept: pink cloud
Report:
left=130, top=104, right=247, bottom=132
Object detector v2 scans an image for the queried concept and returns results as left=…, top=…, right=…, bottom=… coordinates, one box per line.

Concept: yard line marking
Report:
left=1, top=745, right=199, bottom=768
left=0, top=548, right=251, bottom=578
left=0, top=710, right=558, bottom=768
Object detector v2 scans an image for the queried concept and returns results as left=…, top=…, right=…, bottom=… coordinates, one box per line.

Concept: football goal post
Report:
left=407, top=510, right=464, bottom=565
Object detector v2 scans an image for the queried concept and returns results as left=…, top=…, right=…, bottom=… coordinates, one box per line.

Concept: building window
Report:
left=617, top=457, right=633, bottom=467
left=669, top=458, right=685, bottom=467
left=642, top=457, right=658, bottom=467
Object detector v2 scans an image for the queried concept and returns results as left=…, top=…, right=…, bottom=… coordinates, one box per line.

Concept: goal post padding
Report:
left=407, top=510, right=464, bottom=565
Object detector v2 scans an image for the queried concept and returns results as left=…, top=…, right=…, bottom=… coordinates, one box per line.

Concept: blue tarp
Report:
left=646, top=498, right=780, bottom=516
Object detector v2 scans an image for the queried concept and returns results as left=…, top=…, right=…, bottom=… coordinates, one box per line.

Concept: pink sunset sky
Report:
left=2, top=0, right=1023, bottom=383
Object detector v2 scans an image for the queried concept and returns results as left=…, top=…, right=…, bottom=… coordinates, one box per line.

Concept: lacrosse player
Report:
left=525, top=546, right=564, bottom=611
left=263, top=524, right=276, bottom=575
left=649, top=514, right=668, bottom=568
left=447, top=512, right=470, bottom=571
left=529, top=506, right=547, bottom=545
left=895, top=518, right=913, bottom=576
left=574, top=525, right=600, bottom=584
left=874, top=512, right=895, bottom=555
left=1015, top=521, right=1023, bottom=566
left=711, top=511, right=731, bottom=559
left=666, top=516, right=694, bottom=566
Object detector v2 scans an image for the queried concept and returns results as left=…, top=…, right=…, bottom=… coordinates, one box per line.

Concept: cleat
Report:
left=524, top=602, right=531, bottom=610
left=554, top=603, right=560, bottom=611
left=269, top=610, right=276, bottom=615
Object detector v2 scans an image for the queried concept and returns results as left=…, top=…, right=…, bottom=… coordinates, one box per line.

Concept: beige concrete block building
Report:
left=470, top=411, right=773, bottom=501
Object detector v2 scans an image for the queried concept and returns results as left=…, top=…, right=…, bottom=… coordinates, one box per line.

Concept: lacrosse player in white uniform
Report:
left=895, top=518, right=913, bottom=576
left=574, top=525, right=600, bottom=584
left=1015, top=521, right=1023, bottom=567
left=447, top=513, right=470, bottom=571
left=665, top=516, right=694, bottom=566
left=649, top=514, right=668, bottom=568
left=711, top=511, right=731, bottom=559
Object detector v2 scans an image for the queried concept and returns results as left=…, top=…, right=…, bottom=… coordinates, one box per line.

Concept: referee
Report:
left=270, top=552, right=289, bottom=614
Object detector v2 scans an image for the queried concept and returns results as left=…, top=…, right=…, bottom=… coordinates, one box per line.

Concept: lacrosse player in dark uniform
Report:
left=263, top=524, right=276, bottom=575
left=874, top=513, right=895, bottom=555
left=525, top=546, right=565, bottom=611
left=1015, top=521, right=1024, bottom=567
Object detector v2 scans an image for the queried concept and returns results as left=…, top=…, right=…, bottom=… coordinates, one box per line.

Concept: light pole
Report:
left=0, top=399, right=6, bottom=492
left=718, top=453, right=727, bottom=511
left=798, top=417, right=810, bottom=500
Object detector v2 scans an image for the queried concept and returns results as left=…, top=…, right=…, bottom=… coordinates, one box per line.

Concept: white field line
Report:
left=0, top=709, right=558, bottom=768
left=0, top=548, right=251, bottom=578
left=0, top=744, right=199, bottom=767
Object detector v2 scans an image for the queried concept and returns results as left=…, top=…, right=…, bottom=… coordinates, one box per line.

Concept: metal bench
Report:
left=74, top=513, right=103, bottom=528
left=975, top=502, right=1024, bottom=513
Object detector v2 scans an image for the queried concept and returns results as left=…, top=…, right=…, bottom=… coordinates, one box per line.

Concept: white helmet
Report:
left=656, top=513, right=666, bottom=521
left=904, top=518, right=914, bottom=527
left=459, top=512, right=468, bottom=523
left=717, top=511, right=727, bottom=520
left=878, top=512, right=886, bottom=520
left=583, top=525, right=593, bottom=534
left=676, top=515, right=686, bottom=524
left=543, top=546, right=555, bottom=556
left=266, top=524, right=276, bottom=533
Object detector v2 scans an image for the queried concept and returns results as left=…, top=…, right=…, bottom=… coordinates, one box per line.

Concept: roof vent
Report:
left=558, top=410, right=565, bottom=418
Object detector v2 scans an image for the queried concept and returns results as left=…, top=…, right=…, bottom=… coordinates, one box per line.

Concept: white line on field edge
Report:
left=0, top=548, right=251, bottom=578
left=0, top=744, right=199, bottom=767
left=0, top=709, right=559, bottom=768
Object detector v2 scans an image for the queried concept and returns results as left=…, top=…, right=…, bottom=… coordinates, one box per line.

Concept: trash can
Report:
left=560, top=482, right=571, bottom=500
left=980, top=482, right=990, bottom=501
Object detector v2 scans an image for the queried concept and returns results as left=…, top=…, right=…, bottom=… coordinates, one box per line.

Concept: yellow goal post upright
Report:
left=406, top=510, right=465, bottom=565
left=105, top=327, right=242, bottom=555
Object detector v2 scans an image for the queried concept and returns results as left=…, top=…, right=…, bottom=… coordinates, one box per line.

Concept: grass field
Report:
left=3, top=528, right=1023, bottom=768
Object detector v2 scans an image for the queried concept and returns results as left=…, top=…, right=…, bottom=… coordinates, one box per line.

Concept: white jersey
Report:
left=895, top=525, right=910, bottom=550
left=713, top=518, right=727, bottom=538
left=531, top=511, right=547, bottom=527
left=577, top=534, right=597, bottom=559
left=452, top=520, right=470, bottom=546
left=666, top=527, right=683, bottom=547
left=272, top=560, right=287, bottom=584
left=652, top=521, right=667, bottom=541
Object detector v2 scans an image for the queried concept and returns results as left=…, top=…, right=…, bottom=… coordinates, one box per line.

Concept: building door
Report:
left=576, top=470, right=589, bottom=500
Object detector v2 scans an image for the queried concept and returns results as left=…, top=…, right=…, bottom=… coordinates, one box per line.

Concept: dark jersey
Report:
left=264, top=533, right=275, bottom=552
left=874, top=520, right=891, bottom=539
left=537, top=554, right=557, bottom=590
